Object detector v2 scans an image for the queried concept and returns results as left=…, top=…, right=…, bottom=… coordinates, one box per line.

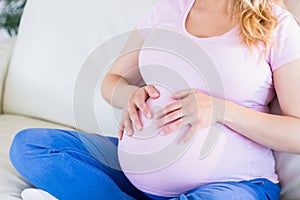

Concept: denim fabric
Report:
left=10, top=128, right=149, bottom=200
left=146, top=178, right=280, bottom=200
left=10, top=128, right=280, bottom=200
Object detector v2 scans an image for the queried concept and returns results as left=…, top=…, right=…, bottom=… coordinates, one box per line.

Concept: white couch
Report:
left=0, top=0, right=300, bottom=199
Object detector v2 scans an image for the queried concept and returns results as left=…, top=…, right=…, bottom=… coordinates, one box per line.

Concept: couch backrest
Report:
left=3, top=0, right=158, bottom=135
left=2, top=0, right=299, bottom=135
left=286, top=0, right=300, bottom=21
left=0, top=38, right=16, bottom=114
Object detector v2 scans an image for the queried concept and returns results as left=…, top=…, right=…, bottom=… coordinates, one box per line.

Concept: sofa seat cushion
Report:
left=0, top=114, right=73, bottom=200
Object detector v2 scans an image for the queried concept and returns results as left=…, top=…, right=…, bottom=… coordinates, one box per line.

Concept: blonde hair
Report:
left=231, top=0, right=284, bottom=48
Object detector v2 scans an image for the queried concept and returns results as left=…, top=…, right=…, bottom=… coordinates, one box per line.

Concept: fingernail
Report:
left=146, top=113, right=151, bottom=119
left=160, top=130, right=166, bottom=136
left=137, top=124, right=142, bottom=131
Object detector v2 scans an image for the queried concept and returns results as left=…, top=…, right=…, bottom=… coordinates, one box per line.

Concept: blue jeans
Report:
left=10, top=128, right=280, bottom=200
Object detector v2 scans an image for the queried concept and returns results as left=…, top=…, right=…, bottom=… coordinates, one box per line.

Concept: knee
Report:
left=10, top=128, right=37, bottom=163
left=9, top=128, right=80, bottom=167
left=9, top=128, right=54, bottom=170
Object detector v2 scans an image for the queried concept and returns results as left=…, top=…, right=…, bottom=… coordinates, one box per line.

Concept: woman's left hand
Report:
left=154, top=89, right=223, bottom=144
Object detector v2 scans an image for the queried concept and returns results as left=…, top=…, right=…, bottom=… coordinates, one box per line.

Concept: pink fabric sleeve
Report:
left=135, top=1, right=162, bottom=30
left=268, top=7, right=300, bottom=71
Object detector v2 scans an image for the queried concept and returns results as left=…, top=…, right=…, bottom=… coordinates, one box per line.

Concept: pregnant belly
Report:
left=118, top=86, right=226, bottom=197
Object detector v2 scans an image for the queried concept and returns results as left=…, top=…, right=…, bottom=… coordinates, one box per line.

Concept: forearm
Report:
left=222, top=100, right=300, bottom=153
left=101, top=73, right=138, bottom=109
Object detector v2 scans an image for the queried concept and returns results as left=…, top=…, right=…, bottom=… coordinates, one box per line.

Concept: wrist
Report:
left=212, top=97, right=228, bottom=124
left=218, top=100, right=237, bottom=126
left=118, top=85, right=139, bottom=108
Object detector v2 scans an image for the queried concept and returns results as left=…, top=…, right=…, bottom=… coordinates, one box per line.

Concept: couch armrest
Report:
left=0, top=37, right=16, bottom=114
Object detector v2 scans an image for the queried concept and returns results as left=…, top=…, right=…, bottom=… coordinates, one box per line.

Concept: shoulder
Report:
left=268, top=3, right=300, bottom=71
left=151, top=0, right=189, bottom=19
left=137, top=0, right=190, bottom=29
left=272, top=3, right=298, bottom=30
left=270, top=3, right=300, bottom=42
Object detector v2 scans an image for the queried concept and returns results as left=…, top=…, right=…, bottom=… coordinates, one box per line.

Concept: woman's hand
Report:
left=119, top=85, right=160, bottom=140
left=155, top=89, right=223, bottom=144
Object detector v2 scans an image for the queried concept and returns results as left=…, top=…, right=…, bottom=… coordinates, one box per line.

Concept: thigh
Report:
left=66, top=130, right=151, bottom=199
left=12, top=128, right=121, bottom=175
left=10, top=128, right=150, bottom=200
left=175, top=178, right=280, bottom=200
left=11, top=128, right=120, bottom=174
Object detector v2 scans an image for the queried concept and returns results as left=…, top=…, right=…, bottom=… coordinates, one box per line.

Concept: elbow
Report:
left=100, top=75, right=112, bottom=105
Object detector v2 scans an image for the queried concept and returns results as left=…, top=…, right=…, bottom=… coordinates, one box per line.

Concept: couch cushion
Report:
left=274, top=151, right=300, bottom=200
left=272, top=2, right=300, bottom=199
left=3, top=0, right=158, bottom=135
left=269, top=97, right=300, bottom=200
left=0, top=114, right=73, bottom=200
left=0, top=38, right=16, bottom=113
left=286, top=0, right=300, bottom=21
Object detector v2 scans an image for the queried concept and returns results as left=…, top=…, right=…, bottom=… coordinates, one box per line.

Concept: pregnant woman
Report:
left=9, top=0, right=300, bottom=199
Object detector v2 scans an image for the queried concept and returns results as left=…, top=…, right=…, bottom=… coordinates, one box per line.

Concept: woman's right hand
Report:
left=118, top=85, right=160, bottom=140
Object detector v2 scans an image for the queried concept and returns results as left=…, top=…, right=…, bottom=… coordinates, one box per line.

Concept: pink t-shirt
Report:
left=118, top=0, right=300, bottom=197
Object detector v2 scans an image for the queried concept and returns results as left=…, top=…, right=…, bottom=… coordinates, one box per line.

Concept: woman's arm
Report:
left=101, top=30, right=160, bottom=139
left=155, top=59, right=300, bottom=152
left=101, top=30, right=144, bottom=108
left=223, top=59, right=300, bottom=153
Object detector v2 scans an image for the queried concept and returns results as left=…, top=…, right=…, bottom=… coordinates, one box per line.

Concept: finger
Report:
left=136, top=101, right=152, bottom=119
left=123, top=117, right=134, bottom=136
left=172, top=89, right=193, bottom=100
left=118, top=123, right=124, bottom=140
left=144, top=85, right=160, bottom=99
left=155, top=109, right=184, bottom=129
left=160, top=118, right=188, bottom=136
left=128, top=105, right=142, bottom=130
left=155, top=101, right=182, bottom=119
left=179, top=125, right=198, bottom=144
